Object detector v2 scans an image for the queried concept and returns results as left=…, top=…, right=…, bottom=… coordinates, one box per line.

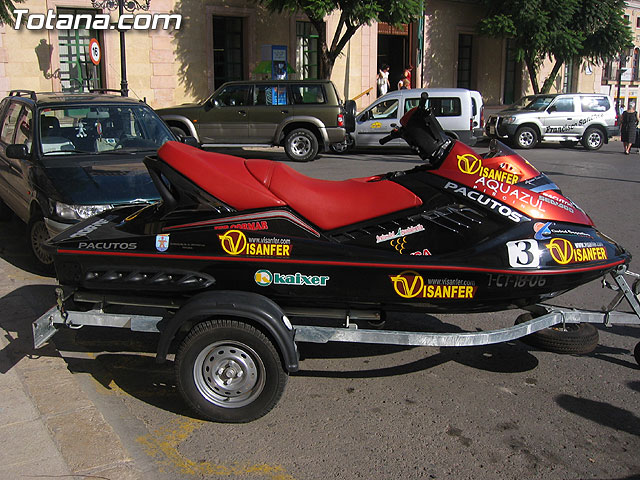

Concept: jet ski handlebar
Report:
left=379, top=92, right=453, bottom=166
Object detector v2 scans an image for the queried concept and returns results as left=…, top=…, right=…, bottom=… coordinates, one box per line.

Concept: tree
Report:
left=0, top=0, right=24, bottom=25
left=257, top=0, right=422, bottom=79
left=477, top=0, right=632, bottom=94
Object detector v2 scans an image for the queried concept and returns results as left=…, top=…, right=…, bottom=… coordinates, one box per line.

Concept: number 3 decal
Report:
left=506, top=240, right=540, bottom=268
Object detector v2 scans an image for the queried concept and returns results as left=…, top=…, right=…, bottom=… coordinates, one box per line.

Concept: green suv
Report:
left=157, top=80, right=354, bottom=162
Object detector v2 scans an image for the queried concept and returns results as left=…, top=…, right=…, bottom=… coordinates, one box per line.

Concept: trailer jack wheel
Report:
left=176, top=319, right=288, bottom=423
left=515, top=313, right=599, bottom=355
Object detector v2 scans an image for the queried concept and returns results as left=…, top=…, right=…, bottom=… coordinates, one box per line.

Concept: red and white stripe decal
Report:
left=162, top=210, right=320, bottom=237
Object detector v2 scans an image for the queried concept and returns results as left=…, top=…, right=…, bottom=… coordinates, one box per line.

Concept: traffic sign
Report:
left=89, top=38, right=101, bottom=66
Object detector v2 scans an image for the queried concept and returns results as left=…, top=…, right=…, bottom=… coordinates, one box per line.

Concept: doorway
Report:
left=378, top=23, right=410, bottom=91
left=212, top=16, right=244, bottom=90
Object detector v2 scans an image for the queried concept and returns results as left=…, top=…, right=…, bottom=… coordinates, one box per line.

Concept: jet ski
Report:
left=47, top=93, right=630, bottom=314
left=39, top=92, right=640, bottom=423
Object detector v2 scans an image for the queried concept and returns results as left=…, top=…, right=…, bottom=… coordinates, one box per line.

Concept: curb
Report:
left=0, top=267, right=142, bottom=479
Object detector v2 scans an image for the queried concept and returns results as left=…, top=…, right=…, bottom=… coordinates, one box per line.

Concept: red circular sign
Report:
left=89, top=38, right=101, bottom=66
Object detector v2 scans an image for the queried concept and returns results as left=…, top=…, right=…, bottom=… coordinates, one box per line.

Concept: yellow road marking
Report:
left=137, top=418, right=296, bottom=479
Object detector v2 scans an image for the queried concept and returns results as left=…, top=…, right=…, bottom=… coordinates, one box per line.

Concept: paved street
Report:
left=0, top=140, right=639, bottom=479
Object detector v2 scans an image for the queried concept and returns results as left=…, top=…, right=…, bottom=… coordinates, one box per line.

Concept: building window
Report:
left=57, top=8, right=103, bottom=93
left=213, top=16, right=244, bottom=90
left=296, top=21, right=319, bottom=80
left=457, top=34, right=473, bottom=89
left=634, top=48, right=640, bottom=81
left=636, top=17, right=640, bottom=28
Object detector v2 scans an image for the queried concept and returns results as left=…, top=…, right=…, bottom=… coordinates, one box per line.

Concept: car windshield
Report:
left=39, top=104, right=174, bottom=155
left=515, top=95, right=556, bottom=112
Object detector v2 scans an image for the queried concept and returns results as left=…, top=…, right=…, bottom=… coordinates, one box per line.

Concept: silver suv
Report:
left=485, top=93, right=618, bottom=150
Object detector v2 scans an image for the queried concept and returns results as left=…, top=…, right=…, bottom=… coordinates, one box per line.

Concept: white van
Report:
left=334, top=88, right=483, bottom=151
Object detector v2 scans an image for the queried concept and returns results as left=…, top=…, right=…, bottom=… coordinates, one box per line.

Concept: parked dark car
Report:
left=0, top=90, right=176, bottom=270
left=157, top=80, right=355, bottom=162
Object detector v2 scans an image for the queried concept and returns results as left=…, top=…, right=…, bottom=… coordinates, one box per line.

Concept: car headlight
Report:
left=55, top=202, right=113, bottom=220
left=501, top=116, right=517, bottom=124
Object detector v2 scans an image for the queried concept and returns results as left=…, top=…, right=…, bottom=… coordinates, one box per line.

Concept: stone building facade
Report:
left=0, top=0, right=633, bottom=110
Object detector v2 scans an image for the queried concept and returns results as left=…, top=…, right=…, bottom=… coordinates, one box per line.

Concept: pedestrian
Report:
left=400, top=78, right=411, bottom=90
left=377, top=65, right=390, bottom=97
left=620, top=102, right=640, bottom=154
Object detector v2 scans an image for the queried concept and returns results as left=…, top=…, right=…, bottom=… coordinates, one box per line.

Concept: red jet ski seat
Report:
left=246, top=160, right=423, bottom=231
left=158, top=142, right=286, bottom=211
left=157, top=142, right=423, bottom=231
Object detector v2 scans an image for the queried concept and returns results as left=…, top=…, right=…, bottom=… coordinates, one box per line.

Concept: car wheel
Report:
left=582, top=127, right=604, bottom=150
left=284, top=128, right=319, bottom=162
left=176, top=319, right=288, bottom=423
left=634, top=342, right=640, bottom=366
left=28, top=214, right=55, bottom=272
left=515, top=313, right=599, bottom=355
left=513, top=126, right=538, bottom=149
left=170, top=125, right=188, bottom=139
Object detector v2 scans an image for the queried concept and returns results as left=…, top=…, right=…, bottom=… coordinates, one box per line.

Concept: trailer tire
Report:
left=515, top=313, right=599, bottom=355
left=634, top=342, right=640, bottom=366
left=176, top=319, right=287, bottom=423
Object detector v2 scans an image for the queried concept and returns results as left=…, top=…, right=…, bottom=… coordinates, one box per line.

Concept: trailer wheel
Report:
left=515, top=313, right=599, bottom=355
left=176, top=319, right=287, bottom=423
left=634, top=342, right=640, bottom=366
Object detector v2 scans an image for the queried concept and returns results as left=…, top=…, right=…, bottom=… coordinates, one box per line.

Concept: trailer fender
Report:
left=156, top=290, right=299, bottom=372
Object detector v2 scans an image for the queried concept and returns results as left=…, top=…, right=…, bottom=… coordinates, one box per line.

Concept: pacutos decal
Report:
left=218, top=230, right=291, bottom=257
left=390, top=271, right=477, bottom=299
left=547, top=238, right=607, bottom=265
left=371, top=122, right=382, bottom=129
left=457, top=153, right=520, bottom=184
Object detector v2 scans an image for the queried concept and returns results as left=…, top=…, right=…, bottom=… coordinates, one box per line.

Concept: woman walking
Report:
left=620, top=102, right=640, bottom=154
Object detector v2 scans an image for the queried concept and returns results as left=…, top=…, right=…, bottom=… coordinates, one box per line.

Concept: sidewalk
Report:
left=0, top=250, right=140, bottom=479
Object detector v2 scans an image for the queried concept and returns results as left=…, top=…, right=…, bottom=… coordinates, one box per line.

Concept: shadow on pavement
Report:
left=0, top=284, right=59, bottom=374
left=0, top=216, right=55, bottom=277
left=555, top=393, right=640, bottom=437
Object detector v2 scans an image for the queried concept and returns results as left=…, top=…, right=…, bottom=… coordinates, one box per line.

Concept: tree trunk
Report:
left=541, top=59, right=564, bottom=94
left=524, top=58, right=540, bottom=94
left=306, top=13, right=359, bottom=80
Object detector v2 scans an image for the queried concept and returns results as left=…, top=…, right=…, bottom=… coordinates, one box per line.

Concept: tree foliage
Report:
left=477, top=0, right=632, bottom=94
left=257, top=0, right=422, bottom=79
left=0, top=0, right=24, bottom=25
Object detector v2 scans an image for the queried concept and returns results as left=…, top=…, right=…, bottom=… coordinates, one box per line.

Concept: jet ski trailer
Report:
left=32, top=93, right=640, bottom=422
left=33, top=268, right=640, bottom=423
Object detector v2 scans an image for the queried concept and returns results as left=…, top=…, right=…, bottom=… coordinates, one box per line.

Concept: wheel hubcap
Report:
left=587, top=133, right=601, bottom=148
left=194, top=341, right=265, bottom=408
left=31, top=220, right=53, bottom=265
left=519, top=131, right=534, bottom=147
left=290, top=135, right=311, bottom=157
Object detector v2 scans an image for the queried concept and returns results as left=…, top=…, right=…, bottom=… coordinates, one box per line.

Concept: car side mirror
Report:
left=203, top=98, right=218, bottom=112
left=6, top=144, right=29, bottom=159
left=360, top=110, right=371, bottom=121
left=547, top=106, right=557, bottom=113
left=180, top=136, right=200, bottom=148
